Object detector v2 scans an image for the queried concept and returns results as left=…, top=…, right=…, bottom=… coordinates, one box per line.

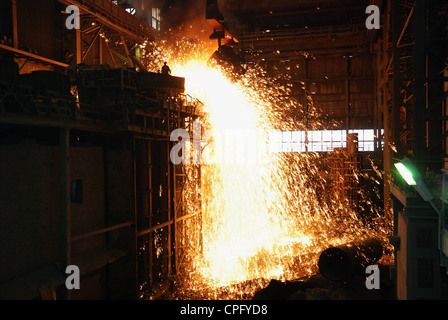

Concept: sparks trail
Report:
left=142, top=37, right=392, bottom=299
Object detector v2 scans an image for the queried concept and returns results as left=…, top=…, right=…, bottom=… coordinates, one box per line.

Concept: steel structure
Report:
left=387, top=0, right=448, bottom=299
left=0, top=0, right=203, bottom=299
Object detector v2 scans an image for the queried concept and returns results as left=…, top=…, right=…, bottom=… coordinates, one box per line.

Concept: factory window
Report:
left=126, top=7, right=136, bottom=15
left=70, top=179, right=83, bottom=205
left=152, top=8, right=161, bottom=31
left=269, top=129, right=383, bottom=153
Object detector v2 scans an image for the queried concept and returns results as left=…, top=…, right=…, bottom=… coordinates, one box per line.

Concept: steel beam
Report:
left=71, top=221, right=134, bottom=242
left=120, top=34, right=134, bottom=68
left=82, top=25, right=103, bottom=61
left=382, top=0, right=392, bottom=213
left=76, top=28, right=82, bottom=65
left=57, top=0, right=152, bottom=43
left=412, top=0, right=427, bottom=159
left=59, top=127, right=71, bottom=299
left=392, top=0, right=402, bottom=154
left=0, top=44, right=69, bottom=67
left=11, top=0, right=18, bottom=49
left=345, top=55, right=352, bottom=132
left=396, top=5, right=414, bottom=48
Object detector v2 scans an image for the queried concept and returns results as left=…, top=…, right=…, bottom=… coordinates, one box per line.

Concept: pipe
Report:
left=318, top=238, right=383, bottom=282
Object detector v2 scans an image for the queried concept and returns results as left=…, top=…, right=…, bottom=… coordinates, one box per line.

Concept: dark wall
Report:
left=0, top=129, right=136, bottom=299
left=17, top=0, right=60, bottom=60
left=0, top=142, right=61, bottom=282
left=0, top=1, right=13, bottom=43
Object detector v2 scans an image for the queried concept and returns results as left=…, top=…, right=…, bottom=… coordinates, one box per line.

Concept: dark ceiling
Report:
left=219, top=0, right=384, bottom=32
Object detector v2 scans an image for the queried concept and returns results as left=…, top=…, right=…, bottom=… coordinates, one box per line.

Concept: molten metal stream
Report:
left=143, top=40, right=391, bottom=298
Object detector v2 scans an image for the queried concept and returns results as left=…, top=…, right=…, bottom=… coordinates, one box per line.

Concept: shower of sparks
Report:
left=141, top=37, right=392, bottom=299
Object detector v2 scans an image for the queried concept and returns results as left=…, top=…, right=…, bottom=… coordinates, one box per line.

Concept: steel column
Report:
left=60, top=127, right=71, bottom=299
left=412, top=0, right=427, bottom=160
left=11, top=0, right=18, bottom=49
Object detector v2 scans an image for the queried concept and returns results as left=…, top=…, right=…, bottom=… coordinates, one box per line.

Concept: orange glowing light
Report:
left=141, top=38, right=392, bottom=298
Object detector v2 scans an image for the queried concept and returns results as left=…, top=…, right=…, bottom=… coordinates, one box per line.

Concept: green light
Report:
left=394, top=162, right=417, bottom=186
left=135, top=47, right=141, bottom=59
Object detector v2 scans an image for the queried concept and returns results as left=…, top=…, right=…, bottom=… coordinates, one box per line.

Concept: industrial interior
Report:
left=0, top=0, right=447, bottom=300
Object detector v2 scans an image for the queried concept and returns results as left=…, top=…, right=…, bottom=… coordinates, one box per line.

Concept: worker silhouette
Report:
left=161, top=62, right=171, bottom=75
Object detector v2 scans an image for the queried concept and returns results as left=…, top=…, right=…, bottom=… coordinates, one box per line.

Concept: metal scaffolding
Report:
left=0, top=65, right=204, bottom=298
left=387, top=0, right=448, bottom=300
